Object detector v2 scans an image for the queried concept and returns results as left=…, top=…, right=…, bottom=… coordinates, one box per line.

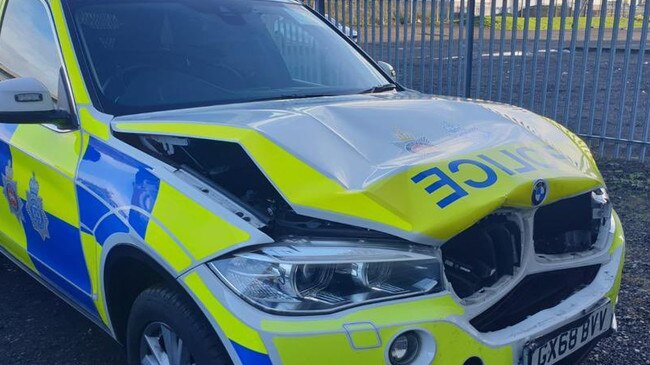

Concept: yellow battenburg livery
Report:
left=0, top=0, right=625, bottom=365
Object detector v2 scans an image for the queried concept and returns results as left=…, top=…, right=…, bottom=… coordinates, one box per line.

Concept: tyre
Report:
left=126, top=284, right=232, bottom=365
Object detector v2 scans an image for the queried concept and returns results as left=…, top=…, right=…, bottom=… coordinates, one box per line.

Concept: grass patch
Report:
left=483, top=16, right=648, bottom=30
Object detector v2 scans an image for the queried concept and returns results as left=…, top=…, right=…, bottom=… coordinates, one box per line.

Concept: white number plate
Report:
left=524, top=303, right=613, bottom=365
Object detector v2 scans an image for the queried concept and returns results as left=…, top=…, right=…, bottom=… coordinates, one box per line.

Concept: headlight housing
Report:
left=591, top=188, right=612, bottom=240
left=209, top=241, right=443, bottom=314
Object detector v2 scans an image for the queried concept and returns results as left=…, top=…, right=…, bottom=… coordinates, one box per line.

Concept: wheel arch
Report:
left=100, top=241, right=241, bottom=365
left=101, top=239, right=180, bottom=344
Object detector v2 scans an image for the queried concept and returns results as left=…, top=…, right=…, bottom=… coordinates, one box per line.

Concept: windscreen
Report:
left=65, top=0, right=390, bottom=115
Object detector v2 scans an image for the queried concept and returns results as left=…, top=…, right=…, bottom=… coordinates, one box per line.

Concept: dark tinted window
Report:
left=0, top=0, right=62, bottom=100
left=66, top=0, right=390, bottom=115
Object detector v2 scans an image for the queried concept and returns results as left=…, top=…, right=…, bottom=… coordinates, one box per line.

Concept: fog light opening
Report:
left=389, top=331, right=420, bottom=365
left=463, top=356, right=484, bottom=365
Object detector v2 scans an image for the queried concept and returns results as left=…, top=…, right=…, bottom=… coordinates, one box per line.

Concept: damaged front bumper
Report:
left=180, top=212, right=625, bottom=365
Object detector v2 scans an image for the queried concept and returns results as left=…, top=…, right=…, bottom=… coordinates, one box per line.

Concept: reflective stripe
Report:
left=261, top=295, right=463, bottom=334
left=376, top=145, right=601, bottom=240
left=112, top=122, right=605, bottom=241
left=80, top=231, right=110, bottom=325
left=183, top=272, right=268, bottom=355
left=10, top=145, right=79, bottom=226
left=112, top=122, right=413, bottom=233
left=76, top=186, right=111, bottom=232
left=607, top=230, right=625, bottom=308
left=144, top=219, right=192, bottom=272
left=0, top=124, right=93, bottom=300
left=151, top=182, right=249, bottom=261
left=0, top=124, right=17, bottom=142
left=231, top=342, right=273, bottom=365
left=0, top=136, right=32, bottom=269
left=10, top=125, right=81, bottom=179
left=76, top=137, right=223, bottom=270
left=94, top=214, right=129, bottom=246
left=609, top=211, right=625, bottom=255
left=6, top=126, right=93, bottom=303
left=77, top=137, right=160, bottom=238
left=272, top=321, right=512, bottom=365
left=50, top=0, right=92, bottom=105
left=31, top=255, right=96, bottom=315
left=80, top=108, right=111, bottom=141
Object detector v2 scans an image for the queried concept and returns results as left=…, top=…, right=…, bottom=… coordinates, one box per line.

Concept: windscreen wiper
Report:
left=359, top=83, right=397, bottom=94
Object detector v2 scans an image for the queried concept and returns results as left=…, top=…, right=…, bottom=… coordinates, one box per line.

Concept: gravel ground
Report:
left=584, top=159, right=650, bottom=365
left=0, top=160, right=647, bottom=364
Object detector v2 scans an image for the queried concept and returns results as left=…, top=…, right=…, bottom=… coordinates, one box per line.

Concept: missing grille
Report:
left=442, top=215, right=522, bottom=299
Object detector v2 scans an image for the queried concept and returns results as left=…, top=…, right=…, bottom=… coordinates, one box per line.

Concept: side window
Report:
left=0, top=0, right=62, bottom=101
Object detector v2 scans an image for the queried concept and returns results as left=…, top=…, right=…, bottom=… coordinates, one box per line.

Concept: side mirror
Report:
left=0, top=77, right=72, bottom=126
left=377, top=61, right=397, bottom=79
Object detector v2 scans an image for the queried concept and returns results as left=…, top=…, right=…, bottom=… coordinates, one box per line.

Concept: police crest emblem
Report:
left=2, top=161, right=23, bottom=221
left=393, top=128, right=435, bottom=154
left=26, top=173, right=49, bottom=240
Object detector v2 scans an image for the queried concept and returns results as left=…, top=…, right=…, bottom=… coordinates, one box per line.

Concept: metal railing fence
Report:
left=303, top=0, right=650, bottom=162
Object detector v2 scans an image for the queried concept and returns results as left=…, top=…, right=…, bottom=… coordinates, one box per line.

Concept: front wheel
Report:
left=126, top=284, right=232, bottom=365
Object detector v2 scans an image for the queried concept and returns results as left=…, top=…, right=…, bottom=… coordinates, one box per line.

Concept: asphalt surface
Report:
left=0, top=160, right=648, bottom=364
left=0, top=257, right=125, bottom=364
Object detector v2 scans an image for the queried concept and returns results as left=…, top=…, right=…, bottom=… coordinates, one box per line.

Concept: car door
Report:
left=0, top=0, right=96, bottom=315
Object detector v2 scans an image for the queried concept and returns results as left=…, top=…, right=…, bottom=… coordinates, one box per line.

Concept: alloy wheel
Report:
left=139, top=322, right=196, bottom=365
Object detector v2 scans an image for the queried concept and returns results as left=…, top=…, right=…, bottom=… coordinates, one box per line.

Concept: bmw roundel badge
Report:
left=531, top=179, right=549, bottom=206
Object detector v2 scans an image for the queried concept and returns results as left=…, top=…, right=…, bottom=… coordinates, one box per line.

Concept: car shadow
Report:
left=0, top=255, right=126, bottom=365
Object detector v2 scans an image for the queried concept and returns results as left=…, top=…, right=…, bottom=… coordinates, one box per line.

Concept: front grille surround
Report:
left=469, top=265, right=601, bottom=332
left=534, top=189, right=612, bottom=256
left=439, top=193, right=613, bottom=332
left=442, top=213, right=524, bottom=301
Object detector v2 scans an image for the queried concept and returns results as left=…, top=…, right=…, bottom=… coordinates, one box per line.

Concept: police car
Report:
left=0, top=0, right=624, bottom=364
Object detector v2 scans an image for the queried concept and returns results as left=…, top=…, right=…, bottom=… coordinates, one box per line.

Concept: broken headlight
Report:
left=591, top=188, right=613, bottom=239
left=534, top=187, right=613, bottom=255
left=209, top=242, right=443, bottom=314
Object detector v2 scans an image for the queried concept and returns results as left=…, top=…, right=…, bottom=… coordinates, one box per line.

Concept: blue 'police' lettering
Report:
left=500, top=149, right=536, bottom=173
left=411, top=167, right=469, bottom=208
left=478, top=154, right=515, bottom=175
left=448, top=159, right=498, bottom=189
left=543, top=145, right=568, bottom=161
left=516, top=147, right=552, bottom=168
left=412, top=146, right=560, bottom=209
